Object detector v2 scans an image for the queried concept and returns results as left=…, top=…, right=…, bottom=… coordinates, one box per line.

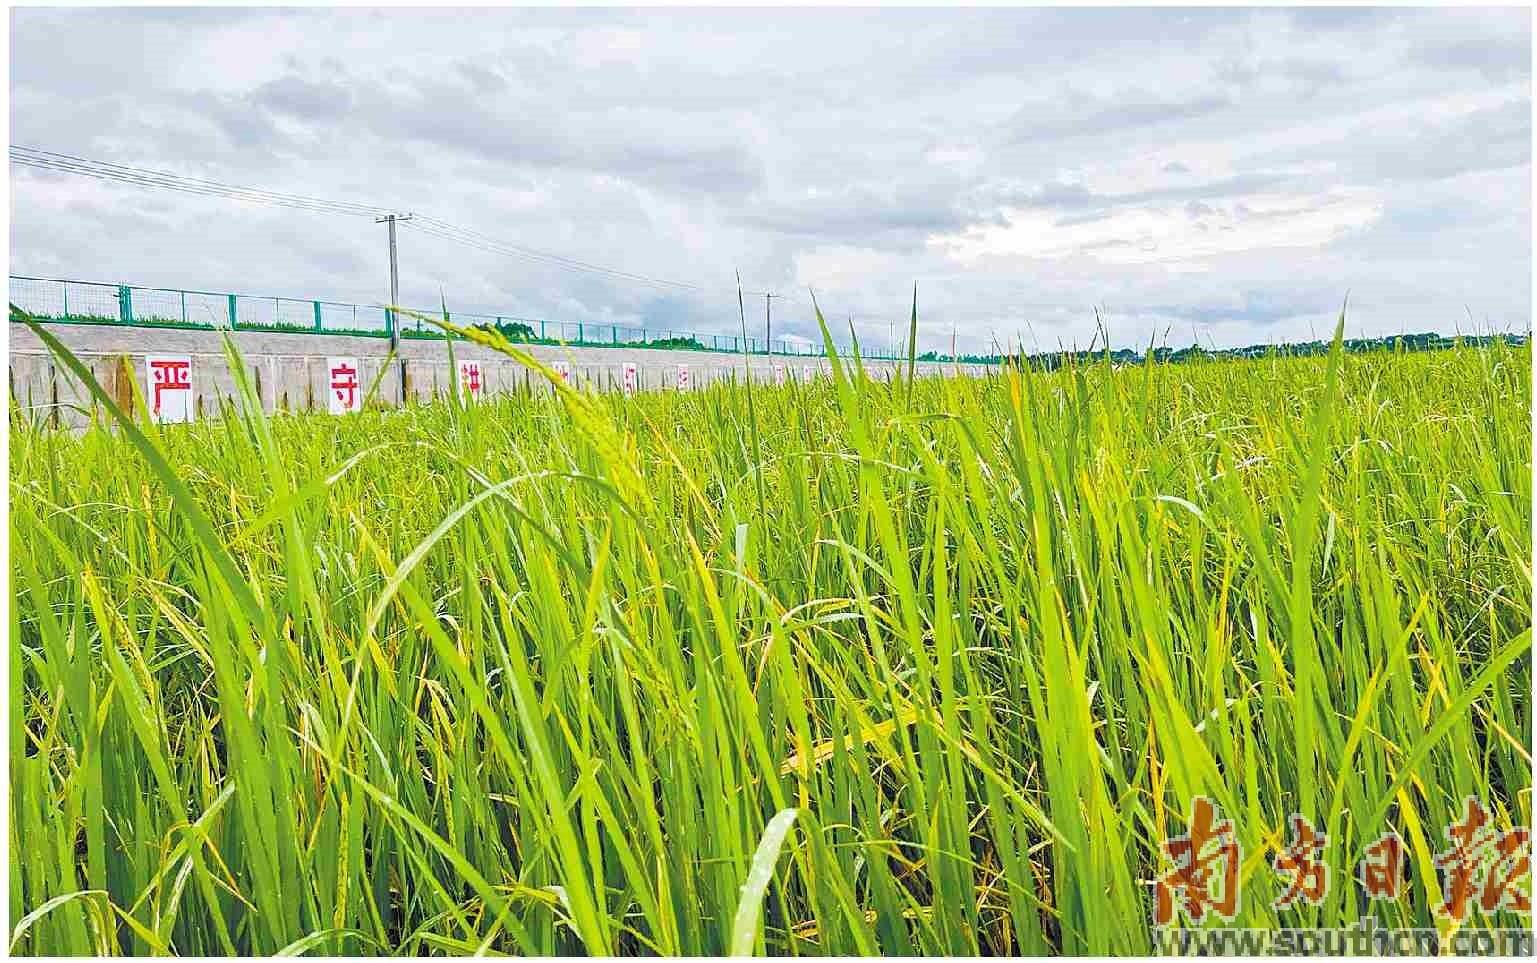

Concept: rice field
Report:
left=8, top=312, right=1532, bottom=955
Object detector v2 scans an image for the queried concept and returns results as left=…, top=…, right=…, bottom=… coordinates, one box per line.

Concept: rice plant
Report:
left=8, top=307, right=1531, bottom=955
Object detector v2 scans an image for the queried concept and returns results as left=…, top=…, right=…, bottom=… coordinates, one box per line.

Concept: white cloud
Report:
left=7, top=6, right=1530, bottom=354
left=936, top=190, right=1384, bottom=264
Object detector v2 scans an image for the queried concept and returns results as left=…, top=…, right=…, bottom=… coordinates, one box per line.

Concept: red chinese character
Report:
left=461, top=363, right=481, bottom=394
left=1479, top=827, right=1530, bottom=914
left=330, top=362, right=358, bottom=410
left=1359, top=833, right=1405, bottom=901
left=1436, top=797, right=1490, bottom=921
left=1155, top=796, right=1242, bottom=925
left=1435, top=797, right=1531, bottom=920
left=1273, top=814, right=1329, bottom=908
left=149, top=359, right=191, bottom=415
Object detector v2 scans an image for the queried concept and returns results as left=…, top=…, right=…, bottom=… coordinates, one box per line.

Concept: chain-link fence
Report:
left=8, top=274, right=904, bottom=358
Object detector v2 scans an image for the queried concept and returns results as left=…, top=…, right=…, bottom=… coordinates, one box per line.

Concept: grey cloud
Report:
left=456, top=63, right=508, bottom=96
left=1358, top=98, right=1530, bottom=182
left=738, top=182, right=979, bottom=248
left=1145, top=294, right=1334, bottom=329
left=1005, top=181, right=1097, bottom=210
left=1055, top=210, right=1115, bottom=228
left=254, top=74, right=354, bottom=121
left=1007, top=91, right=1234, bottom=144
left=174, top=90, right=284, bottom=152
left=977, top=171, right=1295, bottom=215
left=1408, top=10, right=1532, bottom=83
left=1284, top=7, right=1396, bottom=32
left=1249, top=96, right=1532, bottom=187
left=1215, top=54, right=1347, bottom=101
left=363, top=70, right=766, bottom=198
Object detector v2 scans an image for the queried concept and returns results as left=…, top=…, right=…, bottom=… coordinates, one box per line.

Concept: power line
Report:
left=10, top=144, right=777, bottom=299
left=10, top=146, right=389, bottom=217
left=401, top=218, right=781, bottom=300
left=10, top=155, right=383, bottom=218
left=412, top=215, right=695, bottom=288
left=407, top=218, right=713, bottom=295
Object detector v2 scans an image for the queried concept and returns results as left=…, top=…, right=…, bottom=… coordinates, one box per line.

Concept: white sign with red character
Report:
left=327, top=357, right=363, bottom=414
left=458, top=361, right=484, bottom=400
left=774, top=363, right=786, bottom=385
left=676, top=364, right=690, bottom=391
left=144, top=355, right=193, bottom=424
left=552, top=360, right=572, bottom=387
left=802, top=364, right=813, bottom=383
left=622, top=362, right=638, bottom=396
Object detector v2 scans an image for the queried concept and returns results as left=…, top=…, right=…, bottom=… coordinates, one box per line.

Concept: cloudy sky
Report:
left=9, top=5, right=1531, bottom=355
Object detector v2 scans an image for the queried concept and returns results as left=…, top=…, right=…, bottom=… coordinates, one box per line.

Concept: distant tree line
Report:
left=463, top=320, right=708, bottom=351
left=996, top=331, right=1530, bottom=371
left=475, top=319, right=537, bottom=341
left=414, top=319, right=1527, bottom=365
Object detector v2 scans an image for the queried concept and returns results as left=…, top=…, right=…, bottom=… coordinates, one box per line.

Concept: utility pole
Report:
left=764, top=292, right=775, bottom=355
left=377, top=213, right=413, bottom=401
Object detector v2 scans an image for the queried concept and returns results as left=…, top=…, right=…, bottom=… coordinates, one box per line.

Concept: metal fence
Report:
left=8, top=275, right=902, bottom=359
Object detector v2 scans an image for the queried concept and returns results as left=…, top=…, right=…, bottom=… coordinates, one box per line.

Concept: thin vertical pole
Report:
left=387, top=216, right=399, bottom=349
left=378, top=212, right=412, bottom=403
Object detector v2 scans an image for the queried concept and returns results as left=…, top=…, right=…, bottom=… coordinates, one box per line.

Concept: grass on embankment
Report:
left=8, top=310, right=1531, bottom=955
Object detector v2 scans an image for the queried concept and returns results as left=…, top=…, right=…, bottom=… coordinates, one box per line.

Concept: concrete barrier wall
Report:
left=9, top=322, right=989, bottom=427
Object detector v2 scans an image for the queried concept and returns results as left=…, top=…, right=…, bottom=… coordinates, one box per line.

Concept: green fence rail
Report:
left=7, top=274, right=905, bottom=360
